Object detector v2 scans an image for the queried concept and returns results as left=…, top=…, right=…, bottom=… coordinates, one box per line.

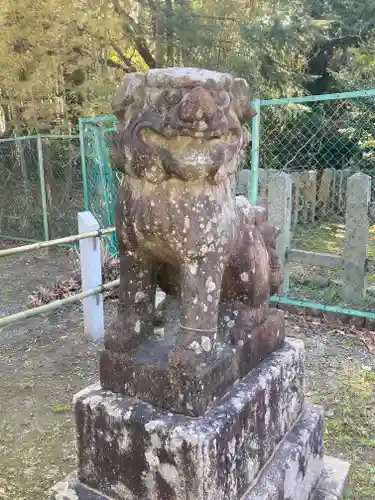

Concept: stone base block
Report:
left=100, top=309, right=285, bottom=417
left=312, top=456, right=350, bottom=500
left=244, top=402, right=324, bottom=500
left=67, top=339, right=304, bottom=500
left=50, top=473, right=109, bottom=500
left=50, top=456, right=350, bottom=500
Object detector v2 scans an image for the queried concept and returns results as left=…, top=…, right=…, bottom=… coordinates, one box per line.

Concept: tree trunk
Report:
left=155, top=8, right=165, bottom=67
left=165, top=0, right=174, bottom=65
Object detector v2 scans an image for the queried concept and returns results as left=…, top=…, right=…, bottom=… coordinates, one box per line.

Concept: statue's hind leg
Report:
left=155, top=263, right=180, bottom=326
left=221, top=226, right=270, bottom=344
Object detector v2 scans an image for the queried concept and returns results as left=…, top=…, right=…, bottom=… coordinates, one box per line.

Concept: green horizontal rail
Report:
left=0, top=279, right=120, bottom=329
left=0, top=135, right=41, bottom=143
left=0, top=227, right=115, bottom=258
left=82, top=115, right=116, bottom=123
left=0, top=134, right=78, bottom=143
left=3, top=287, right=371, bottom=329
left=271, top=296, right=375, bottom=319
left=260, top=88, right=375, bottom=106
left=0, top=235, right=40, bottom=244
left=38, top=134, right=78, bottom=139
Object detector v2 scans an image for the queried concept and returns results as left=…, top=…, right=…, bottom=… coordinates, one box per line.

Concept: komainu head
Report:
left=111, top=68, right=256, bottom=184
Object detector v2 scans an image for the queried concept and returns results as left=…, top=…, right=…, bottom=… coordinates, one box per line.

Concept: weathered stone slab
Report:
left=50, top=409, right=350, bottom=500
left=50, top=472, right=110, bottom=500
left=344, top=172, right=371, bottom=304
left=312, top=456, right=350, bottom=500
left=50, top=451, right=350, bottom=500
left=100, top=309, right=285, bottom=417
left=71, top=339, right=304, bottom=500
left=243, top=402, right=324, bottom=500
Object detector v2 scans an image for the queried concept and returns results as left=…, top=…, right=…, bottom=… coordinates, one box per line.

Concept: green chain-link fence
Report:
left=251, top=89, right=375, bottom=310
left=0, top=134, right=82, bottom=242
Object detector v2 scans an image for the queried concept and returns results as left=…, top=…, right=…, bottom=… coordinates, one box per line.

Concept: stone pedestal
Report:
left=100, top=310, right=285, bottom=417
left=51, top=338, right=349, bottom=500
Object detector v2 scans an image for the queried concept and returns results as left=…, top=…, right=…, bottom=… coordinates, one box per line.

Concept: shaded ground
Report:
left=0, top=248, right=374, bottom=499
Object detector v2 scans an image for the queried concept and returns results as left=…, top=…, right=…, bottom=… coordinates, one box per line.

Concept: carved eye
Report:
left=164, top=89, right=182, bottom=105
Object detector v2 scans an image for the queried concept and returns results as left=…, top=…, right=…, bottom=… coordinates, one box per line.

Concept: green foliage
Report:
left=0, top=0, right=374, bottom=133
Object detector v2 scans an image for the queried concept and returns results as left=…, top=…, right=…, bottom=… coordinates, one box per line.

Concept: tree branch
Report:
left=110, top=42, right=131, bottom=65
left=106, top=59, right=126, bottom=70
left=111, top=0, right=156, bottom=68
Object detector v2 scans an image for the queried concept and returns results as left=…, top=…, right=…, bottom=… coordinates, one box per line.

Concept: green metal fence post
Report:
left=98, top=127, right=118, bottom=255
left=250, top=99, right=261, bottom=205
left=36, top=134, right=50, bottom=241
left=93, top=128, right=109, bottom=215
left=79, top=118, right=89, bottom=210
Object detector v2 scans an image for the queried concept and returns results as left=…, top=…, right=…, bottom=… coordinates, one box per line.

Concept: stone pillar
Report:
left=344, top=173, right=371, bottom=304
left=51, top=68, right=350, bottom=500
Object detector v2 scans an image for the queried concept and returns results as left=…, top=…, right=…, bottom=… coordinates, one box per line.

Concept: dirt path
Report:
left=0, top=250, right=374, bottom=499
left=0, top=247, right=106, bottom=498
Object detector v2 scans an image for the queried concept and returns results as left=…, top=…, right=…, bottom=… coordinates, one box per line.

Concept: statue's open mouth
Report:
left=140, top=128, right=241, bottom=168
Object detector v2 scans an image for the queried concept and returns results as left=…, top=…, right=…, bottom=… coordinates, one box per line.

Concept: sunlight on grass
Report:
left=292, top=222, right=345, bottom=255
left=309, top=367, right=375, bottom=500
left=288, top=221, right=375, bottom=305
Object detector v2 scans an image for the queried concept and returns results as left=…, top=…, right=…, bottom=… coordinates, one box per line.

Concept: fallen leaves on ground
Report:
left=28, top=259, right=120, bottom=308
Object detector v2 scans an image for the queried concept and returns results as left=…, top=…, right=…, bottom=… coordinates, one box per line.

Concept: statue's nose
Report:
left=179, top=86, right=217, bottom=123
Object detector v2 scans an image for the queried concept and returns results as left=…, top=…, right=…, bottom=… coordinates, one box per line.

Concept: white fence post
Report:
left=78, top=211, right=104, bottom=340
left=268, top=172, right=292, bottom=295
left=343, top=173, right=371, bottom=304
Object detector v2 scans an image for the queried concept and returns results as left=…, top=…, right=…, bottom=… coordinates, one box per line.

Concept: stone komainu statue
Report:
left=105, top=67, right=282, bottom=362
